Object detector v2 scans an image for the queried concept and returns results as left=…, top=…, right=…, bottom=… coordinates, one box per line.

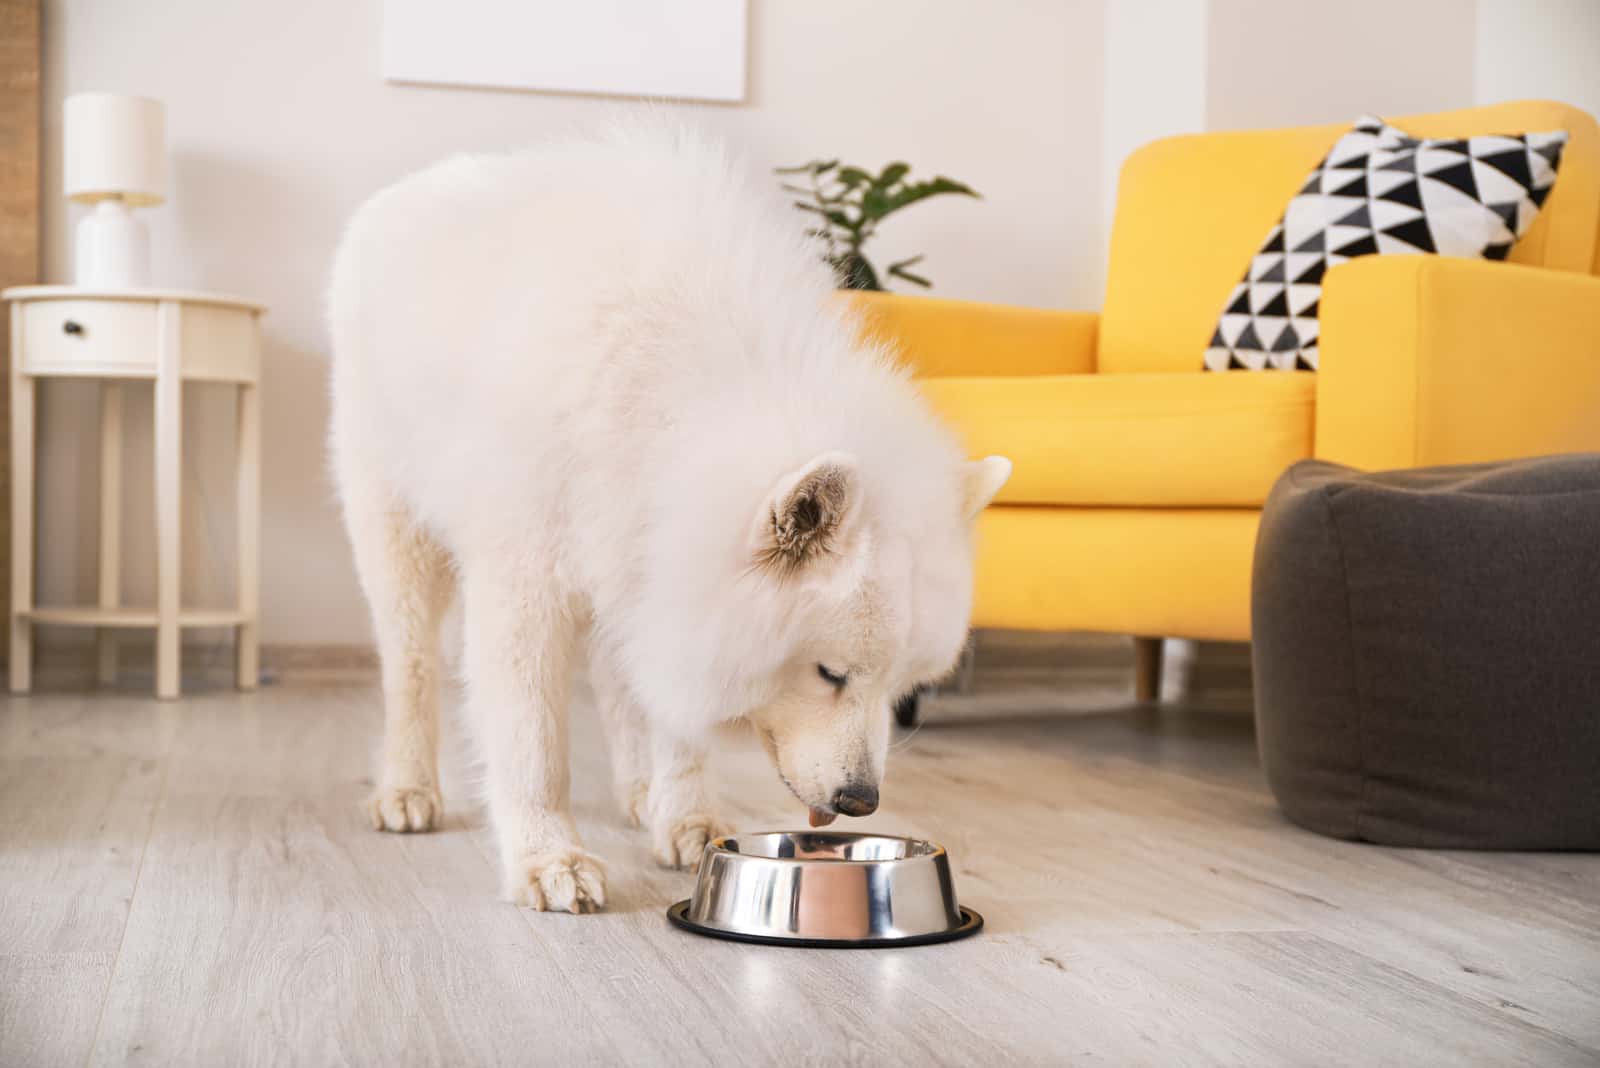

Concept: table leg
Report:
left=154, top=303, right=182, bottom=699
left=9, top=353, right=33, bottom=695
left=235, top=383, right=259, bottom=690
left=97, top=381, right=122, bottom=686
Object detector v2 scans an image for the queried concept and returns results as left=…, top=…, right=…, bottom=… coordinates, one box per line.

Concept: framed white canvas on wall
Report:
left=382, top=0, right=748, bottom=103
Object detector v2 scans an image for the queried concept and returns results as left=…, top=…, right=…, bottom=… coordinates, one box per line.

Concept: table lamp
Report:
left=64, top=93, right=166, bottom=287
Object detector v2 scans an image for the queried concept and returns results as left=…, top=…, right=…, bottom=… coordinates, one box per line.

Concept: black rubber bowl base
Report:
left=665, top=900, right=983, bottom=949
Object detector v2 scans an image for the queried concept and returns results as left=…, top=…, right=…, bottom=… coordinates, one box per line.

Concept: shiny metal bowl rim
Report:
left=703, top=830, right=948, bottom=864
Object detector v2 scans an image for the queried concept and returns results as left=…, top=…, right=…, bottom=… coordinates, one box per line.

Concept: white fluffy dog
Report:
left=327, top=124, right=1009, bottom=912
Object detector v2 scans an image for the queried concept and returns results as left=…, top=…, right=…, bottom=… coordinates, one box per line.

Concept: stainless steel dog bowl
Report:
left=667, top=831, right=982, bottom=948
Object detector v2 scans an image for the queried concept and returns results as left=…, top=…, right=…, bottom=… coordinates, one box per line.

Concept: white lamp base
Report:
left=74, top=199, right=151, bottom=288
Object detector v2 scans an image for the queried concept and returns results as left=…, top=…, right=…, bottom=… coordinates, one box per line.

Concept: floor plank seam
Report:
left=79, top=752, right=173, bottom=1068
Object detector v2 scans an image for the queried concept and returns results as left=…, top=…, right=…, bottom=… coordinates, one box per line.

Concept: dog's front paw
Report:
left=367, top=783, right=442, bottom=833
left=504, top=848, right=609, bottom=913
left=652, top=811, right=734, bottom=870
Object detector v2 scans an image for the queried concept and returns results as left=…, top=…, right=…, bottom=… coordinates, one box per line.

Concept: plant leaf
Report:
left=924, top=176, right=980, bottom=197
left=887, top=259, right=932, bottom=287
left=775, top=159, right=840, bottom=177
left=793, top=202, right=855, bottom=230
left=859, top=186, right=893, bottom=222
left=836, top=166, right=871, bottom=188
left=875, top=162, right=911, bottom=188
left=880, top=178, right=981, bottom=215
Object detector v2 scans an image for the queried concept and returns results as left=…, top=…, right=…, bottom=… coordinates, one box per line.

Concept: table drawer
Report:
left=19, top=298, right=158, bottom=374
left=181, top=303, right=261, bottom=382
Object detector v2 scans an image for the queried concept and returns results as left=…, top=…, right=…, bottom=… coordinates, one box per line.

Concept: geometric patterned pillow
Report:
left=1204, top=116, right=1569, bottom=371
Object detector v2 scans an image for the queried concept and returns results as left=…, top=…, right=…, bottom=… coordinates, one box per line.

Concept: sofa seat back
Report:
left=1098, top=100, right=1600, bottom=376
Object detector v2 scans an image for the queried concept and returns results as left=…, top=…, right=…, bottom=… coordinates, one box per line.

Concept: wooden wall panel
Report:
left=0, top=0, right=41, bottom=663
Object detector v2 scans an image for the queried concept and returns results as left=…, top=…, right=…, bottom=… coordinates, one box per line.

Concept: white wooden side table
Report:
left=3, top=286, right=265, bottom=699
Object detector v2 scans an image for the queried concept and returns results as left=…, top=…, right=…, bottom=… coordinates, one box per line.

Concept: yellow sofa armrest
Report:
left=1315, top=256, right=1600, bottom=470
left=842, top=291, right=1098, bottom=377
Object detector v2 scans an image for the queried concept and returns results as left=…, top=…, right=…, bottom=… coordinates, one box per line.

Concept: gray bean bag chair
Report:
left=1252, top=454, right=1600, bottom=849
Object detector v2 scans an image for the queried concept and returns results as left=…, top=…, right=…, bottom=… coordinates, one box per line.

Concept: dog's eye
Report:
left=817, top=664, right=848, bottom=689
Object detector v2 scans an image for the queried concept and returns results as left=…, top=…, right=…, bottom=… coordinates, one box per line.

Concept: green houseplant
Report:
left=776, top=159, right=978, bottom=291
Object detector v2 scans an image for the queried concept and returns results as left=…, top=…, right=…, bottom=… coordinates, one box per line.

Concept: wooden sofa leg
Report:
left=1134, top=637, right=1164, bottom=703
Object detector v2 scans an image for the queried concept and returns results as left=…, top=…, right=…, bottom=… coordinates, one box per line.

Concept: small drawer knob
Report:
left=62, top=320, right=84, bottom=336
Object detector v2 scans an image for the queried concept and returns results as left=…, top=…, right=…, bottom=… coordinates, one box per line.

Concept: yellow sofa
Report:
left=849, top=100, right=1600, bottom=699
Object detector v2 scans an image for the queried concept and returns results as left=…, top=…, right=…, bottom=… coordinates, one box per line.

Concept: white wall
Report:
left=1474, top=0, right=1600, bottom=120
left=37, top=0, right=1107, bottom=645
left=1101, top=0, right=1207, bottom=270
left=1205, top=0, right=1478, bottom=130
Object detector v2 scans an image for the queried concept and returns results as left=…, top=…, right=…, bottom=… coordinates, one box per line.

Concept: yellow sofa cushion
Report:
left=843, top=291, right=1098, bottom=377
left=972, top=506, right=1258, bottom=640
left=920, top=371, right=1314, bottom=507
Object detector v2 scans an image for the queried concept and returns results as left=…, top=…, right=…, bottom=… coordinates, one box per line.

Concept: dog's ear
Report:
left=753, top=452, right=860, bottom=575
left=962, top=456, right=1012, bottom=519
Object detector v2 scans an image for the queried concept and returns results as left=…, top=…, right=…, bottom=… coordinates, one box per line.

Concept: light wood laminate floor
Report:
left=2, top=634, right=1597, bottom=1066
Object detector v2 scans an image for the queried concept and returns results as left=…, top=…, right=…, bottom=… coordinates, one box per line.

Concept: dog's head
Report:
left=739, top=449, right=1010, bottom=824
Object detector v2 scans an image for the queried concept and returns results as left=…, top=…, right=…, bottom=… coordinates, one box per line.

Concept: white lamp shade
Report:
left=64, top=93, right=166, bottom=206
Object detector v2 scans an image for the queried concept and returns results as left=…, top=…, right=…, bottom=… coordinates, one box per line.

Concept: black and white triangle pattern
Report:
left=1204, top=116, right=1568, bottom=372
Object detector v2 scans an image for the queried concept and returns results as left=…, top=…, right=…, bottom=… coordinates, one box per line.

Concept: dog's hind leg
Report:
left=462, top=555, right=606, bottom=913
left=339, top=474, right=456, bottom=833
left=590, top=653, right=651, bottom=828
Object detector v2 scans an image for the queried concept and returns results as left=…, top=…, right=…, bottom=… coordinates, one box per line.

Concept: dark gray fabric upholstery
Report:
left=1252, top=454, right=1600, bottom=849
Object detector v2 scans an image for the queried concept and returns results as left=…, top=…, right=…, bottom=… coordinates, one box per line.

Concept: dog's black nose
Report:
left=832, top=784, right=879, bottom=817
